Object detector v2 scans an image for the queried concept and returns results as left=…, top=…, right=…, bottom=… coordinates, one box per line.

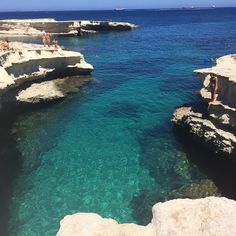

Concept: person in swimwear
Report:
left=209, top=74, right=218, bottom=102
left=52, top=37, right=58, bottom=49
left=45, top=33, right=51, bottom=47
left=42, top=33, right=47, bottom=47
left=2, top=39, right=11, bottom=51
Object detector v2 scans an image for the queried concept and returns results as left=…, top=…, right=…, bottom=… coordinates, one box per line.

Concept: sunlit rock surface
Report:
left=173, top=55, right=236, bottom=157
left=0, top=42, right=93, bottom=89
left=57, top=197, right=236, bottom=236
left=0, top=19, right=137, bottom=37
left=16, top=75, right=93, bottom=103
left=0, top=42, right=94, bottom=106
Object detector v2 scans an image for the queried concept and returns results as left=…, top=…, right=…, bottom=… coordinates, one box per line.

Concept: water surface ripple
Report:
left=1, top=8, right=236, bottom=236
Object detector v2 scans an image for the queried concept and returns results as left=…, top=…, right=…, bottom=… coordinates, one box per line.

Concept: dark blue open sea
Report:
left=1, top=8, right=236, bottom=236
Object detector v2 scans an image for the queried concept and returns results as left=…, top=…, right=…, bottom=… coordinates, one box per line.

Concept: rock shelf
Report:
left=57, top=197, right=236, bottom=236
left=0, top=19, right=137, bottom=37
left=173, top=54, right=236, bottom=157
left=0, top=42, right=93, bottom=106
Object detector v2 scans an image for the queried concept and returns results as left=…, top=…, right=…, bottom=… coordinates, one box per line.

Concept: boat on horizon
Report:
left=182, top=6, right=198, bottom=10
left=114, top=8, right=126, bottom=11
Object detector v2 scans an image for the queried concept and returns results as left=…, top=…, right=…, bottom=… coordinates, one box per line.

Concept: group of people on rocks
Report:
left=42, top=33, right=58, bottom=49
left=0, top=33, right=59, bottom=52
left=0, top=34, right=220, bottom=104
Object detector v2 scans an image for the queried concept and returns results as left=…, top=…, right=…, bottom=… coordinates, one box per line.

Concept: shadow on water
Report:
left=0, top=100, right=64, bottom=236
left=172, top=127, right=236, bottom=199
left=130, top=119, right=236, bottom=225
left=0, top=106, right=22, bottom=236
left=130, top=121, right=186, bottom=225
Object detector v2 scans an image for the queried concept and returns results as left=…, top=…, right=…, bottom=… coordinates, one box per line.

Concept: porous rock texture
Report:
left=16, top=75, right=93, bottom=103
left=0, top=42, right=93, bottom=107
left=173, top=55, right=236, bottom=157
left=0, top=42, right=93, bottom=90
left=0, top=19, right=137, bottom=37
left=57, top=197, right=236, bottom=236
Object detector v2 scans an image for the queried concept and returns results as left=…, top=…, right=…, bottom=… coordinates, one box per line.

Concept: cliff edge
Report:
left=172, top=55, right=236, bottom=157
left=0, top=19, right=137, bottom=37
left=57, top=197, right=236, bottom=236
left=0, top=42, right=93, bottom=106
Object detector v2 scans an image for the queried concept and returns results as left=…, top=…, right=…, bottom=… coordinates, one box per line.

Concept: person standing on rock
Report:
left=42, top=33, right=47, bottom=47
left=209, top=74, right=218, bottom=102
left=46, top=33, right=51, bottom=47
left=53, top=38, right=59, bottom=50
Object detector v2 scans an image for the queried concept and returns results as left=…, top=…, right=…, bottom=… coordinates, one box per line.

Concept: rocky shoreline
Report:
left=0, top=19, right=137, bottom=37
left=0, top=18, right=137, bottom=107
left=0, top=41, right=94, bottom=108
left=1, top=19, right=236, bottom=236
left=172, top=55, right=236, bottom=157
left=57, top=197, right=236, bottom=236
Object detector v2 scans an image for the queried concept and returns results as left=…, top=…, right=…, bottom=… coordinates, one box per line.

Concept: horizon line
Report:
left=0, top=6, right=236, bottom=13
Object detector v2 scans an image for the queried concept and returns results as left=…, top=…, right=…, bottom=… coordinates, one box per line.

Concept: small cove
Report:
left=0, top=8, right=236, bottom=236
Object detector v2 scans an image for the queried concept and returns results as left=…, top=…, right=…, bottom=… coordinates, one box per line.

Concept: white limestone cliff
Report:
left=16, top=75, right=93, bottom=103
left=0, top=42, right=93, bottom=89
left=0, top=42, right=93, bottom=106
left=0, top=19, right=137, bottom=37
left=57, top=197, right=236, bottom=236
left=195, top=55, right=236, bottom=126
left=172, top=54, right=236, bottom=157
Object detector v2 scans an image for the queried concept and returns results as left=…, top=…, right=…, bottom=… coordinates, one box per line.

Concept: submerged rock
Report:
left=57, top=197, right=236, bottom=236
left=169, top=179, right=221, bottom=199
left=172, top=54, right=236, bottom=157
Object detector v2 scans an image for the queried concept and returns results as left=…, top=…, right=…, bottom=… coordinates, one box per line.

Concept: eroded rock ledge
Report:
left=0, top=19, right=137, bottom=37
left=0, top=42, right=93, bottom=106
left=57, top=197, right=236, bottom=236
left=16, top=75, right=93, bottom=103
left=172, top=55, right=236, bottom=157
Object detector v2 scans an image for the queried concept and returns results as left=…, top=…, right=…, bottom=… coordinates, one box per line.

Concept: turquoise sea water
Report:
left=1, top=9, right=236, bottom=236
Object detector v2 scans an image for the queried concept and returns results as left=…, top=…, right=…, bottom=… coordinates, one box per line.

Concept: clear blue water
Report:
left=1, top=8, right=236, bottom=236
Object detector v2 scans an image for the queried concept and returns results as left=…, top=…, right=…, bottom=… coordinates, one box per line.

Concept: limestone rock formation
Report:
left=172, top=106, right=236, bottom=156
left=16, top=76, right=93, bottom=103
left=0, top=42, right=93, bottom=91
left=0, top=41, right=94, bottom=107
left=195, top=55, right=236, bottom=126
left=172, top=54, right=236, bottom=157
left=57, top=197, right=236, bottom=236
left=0, top=19, right=137, bottom=37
